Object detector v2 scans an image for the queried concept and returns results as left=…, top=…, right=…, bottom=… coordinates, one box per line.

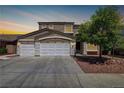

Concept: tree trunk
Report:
left=112, top=45, right=115, bottom=58
left=99, top=45, right=102, bottom=58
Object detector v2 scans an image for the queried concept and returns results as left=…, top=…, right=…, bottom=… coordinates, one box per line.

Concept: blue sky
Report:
left=0, top=5, right=124, bottom=34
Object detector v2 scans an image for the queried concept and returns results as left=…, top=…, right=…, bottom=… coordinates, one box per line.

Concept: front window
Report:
left=87, top=43, right=97, bottom=51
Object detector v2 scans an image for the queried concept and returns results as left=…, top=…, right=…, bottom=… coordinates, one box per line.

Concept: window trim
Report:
left=64, top=24, right=73, bottom=33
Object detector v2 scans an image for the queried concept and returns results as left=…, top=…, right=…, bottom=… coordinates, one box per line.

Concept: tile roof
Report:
left=0, top=34, right=21, bottom=41
left=18, top=28, right=74, bottom=39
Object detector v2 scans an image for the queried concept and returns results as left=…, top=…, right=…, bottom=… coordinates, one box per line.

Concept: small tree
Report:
left=78, top=6, right=123, bottom=58
left=77, top=21, right=91, bottom=42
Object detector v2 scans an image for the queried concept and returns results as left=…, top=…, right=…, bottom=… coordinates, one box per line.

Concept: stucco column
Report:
left=35, top=41, right=40, bottom=56
left=83, top=42, right=87, bottom=55
left=70, top=42, right=76, bottom=56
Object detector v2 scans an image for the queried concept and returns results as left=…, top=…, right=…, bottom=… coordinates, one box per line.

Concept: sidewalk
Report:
left=77, top=73, right=124, bottom=88
left=0, top=54, right=17, bottom=60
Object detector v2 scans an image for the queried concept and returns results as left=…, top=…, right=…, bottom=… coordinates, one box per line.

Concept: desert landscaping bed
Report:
left=74, top=56, right=124, bottom=73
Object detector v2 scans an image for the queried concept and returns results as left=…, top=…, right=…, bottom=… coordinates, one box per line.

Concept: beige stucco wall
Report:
left=39, top=24, right=64, bottom=32
left=6, top=45, right=16, bottom=54
left=39, top=24, right=74, bottom=33
left=54, top=25, right=64, bottom=32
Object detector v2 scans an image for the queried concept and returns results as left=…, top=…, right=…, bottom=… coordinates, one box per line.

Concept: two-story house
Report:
left=17, top=22, right=98, bottom=56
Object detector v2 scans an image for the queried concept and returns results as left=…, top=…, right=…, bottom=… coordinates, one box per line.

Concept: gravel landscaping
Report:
left=75, top=56, right=124, bottom=73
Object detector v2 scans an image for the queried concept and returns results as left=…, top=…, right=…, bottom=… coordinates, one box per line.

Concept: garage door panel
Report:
left=19, top=44, right=34, bottom=56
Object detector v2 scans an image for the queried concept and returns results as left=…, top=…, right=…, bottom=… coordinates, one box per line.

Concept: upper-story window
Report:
left=64, top=24, right=73, bottom=33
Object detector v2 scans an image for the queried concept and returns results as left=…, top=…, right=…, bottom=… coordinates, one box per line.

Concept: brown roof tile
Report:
left=18, top=28, right=75, bottom=40
left=0, top=34, right=21, bottom=41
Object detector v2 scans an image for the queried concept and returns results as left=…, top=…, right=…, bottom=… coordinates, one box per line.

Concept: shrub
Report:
left=0, top=48, right=7, bottom=54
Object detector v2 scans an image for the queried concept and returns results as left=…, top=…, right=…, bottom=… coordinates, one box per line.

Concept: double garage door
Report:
left=19, top=42, right=70, bottom=56
left=40, top=43, right=70, bottom=56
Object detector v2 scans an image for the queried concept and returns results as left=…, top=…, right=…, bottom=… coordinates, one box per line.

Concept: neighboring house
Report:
left=17, top=22, right=99, bottom=56
left=0, top=34, right=20, bottom=54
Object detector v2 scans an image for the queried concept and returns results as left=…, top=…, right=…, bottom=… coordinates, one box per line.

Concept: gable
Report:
left=18, top=28, right=75, bottom=41
left=18, top=28, right=74, bottom=40
left=18, top=28, right=50, bottom=40
left=22, top=31, right=49, bottom=39
left=35, top=30, right=74, bottom=41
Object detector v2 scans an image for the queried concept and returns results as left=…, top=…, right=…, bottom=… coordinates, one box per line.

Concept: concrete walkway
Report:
left=77, top=74, right=124, bottom=88
left=0, top=56, right=124, bottom=88
left=0, top=54, right=17, bottom=60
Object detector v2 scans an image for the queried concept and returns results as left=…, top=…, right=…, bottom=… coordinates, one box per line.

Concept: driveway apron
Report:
left=0, top=56, right=84, bottom=88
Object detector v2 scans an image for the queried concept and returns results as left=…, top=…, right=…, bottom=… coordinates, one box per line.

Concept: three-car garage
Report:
left=18, top=41, right=74, bottom=56
left=17, top=28, right=75, bottom=56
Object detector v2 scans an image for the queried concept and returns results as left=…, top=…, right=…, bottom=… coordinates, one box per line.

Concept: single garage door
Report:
left=40, top=42, right=70, bottom=56
left=19, top=44, right=35, bottom=56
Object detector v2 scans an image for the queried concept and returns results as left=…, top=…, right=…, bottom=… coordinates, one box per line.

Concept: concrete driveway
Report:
left=0, top=56, right=83, bottom=88
left=0, top=56, right=124, bottom=88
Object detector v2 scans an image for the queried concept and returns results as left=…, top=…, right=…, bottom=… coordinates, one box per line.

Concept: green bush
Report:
left=0, top=48, right=7, bottom=54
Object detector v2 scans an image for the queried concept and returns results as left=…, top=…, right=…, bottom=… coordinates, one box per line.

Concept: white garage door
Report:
left=40, top=42, right=70, bottom=56
left=19, top=44, right=35, bottom=56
